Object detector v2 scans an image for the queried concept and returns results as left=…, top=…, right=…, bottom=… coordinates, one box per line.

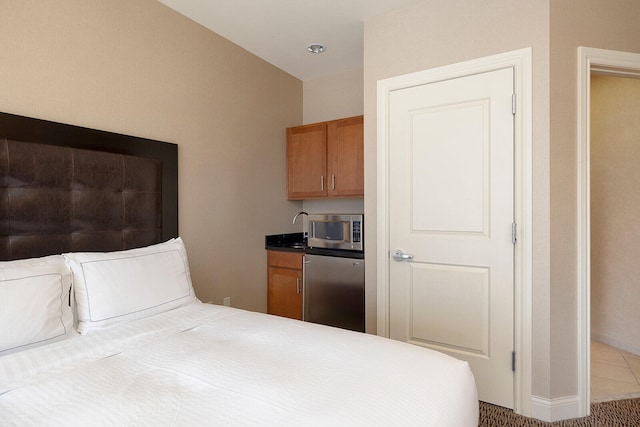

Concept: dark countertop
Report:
left=264, top=232, right=307, bottom=252
left=265, top=232, right=364, bottom=259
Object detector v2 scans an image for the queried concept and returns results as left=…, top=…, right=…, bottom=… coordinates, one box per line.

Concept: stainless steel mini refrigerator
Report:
left=303, top=253, right=365, bottom=332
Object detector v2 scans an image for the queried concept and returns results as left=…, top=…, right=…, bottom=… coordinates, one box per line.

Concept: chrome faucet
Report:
left=292, top=211, right=308, bottom=225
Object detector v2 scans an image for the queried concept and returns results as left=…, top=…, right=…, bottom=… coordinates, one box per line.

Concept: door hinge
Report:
left=512, top=351, right=516, bottom=372
left=512, top=222, right=517, bottom=244
left=512, top=93, right=516, bottom=115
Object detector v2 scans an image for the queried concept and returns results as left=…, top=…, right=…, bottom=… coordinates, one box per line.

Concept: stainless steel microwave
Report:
left=306, top=214, right=363, bottom=251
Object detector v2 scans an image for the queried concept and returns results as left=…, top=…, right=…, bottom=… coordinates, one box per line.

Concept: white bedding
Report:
left=0, top=303, right=478, bottom=426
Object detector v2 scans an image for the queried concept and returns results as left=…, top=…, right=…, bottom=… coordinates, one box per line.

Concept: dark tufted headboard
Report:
left=0, top=112, right=178, bottom=260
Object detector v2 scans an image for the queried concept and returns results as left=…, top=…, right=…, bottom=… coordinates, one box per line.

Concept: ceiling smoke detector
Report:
left=306, top=44, right=326, bottom=54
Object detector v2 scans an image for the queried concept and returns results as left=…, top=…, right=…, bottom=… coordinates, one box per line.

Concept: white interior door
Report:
left=388, top=67, right=515, bottom=408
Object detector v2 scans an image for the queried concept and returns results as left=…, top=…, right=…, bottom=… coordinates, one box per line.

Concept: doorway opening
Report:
left=589, top=73, right=640, bottom=403
left=577, top=47, right=640, bottom=413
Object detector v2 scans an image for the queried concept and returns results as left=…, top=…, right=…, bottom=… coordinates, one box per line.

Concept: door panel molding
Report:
left=377, top=48, right=532, bottom=416
left=408, top=262, right=490, bottom=356
left=409, top=99, right=490, bottom=235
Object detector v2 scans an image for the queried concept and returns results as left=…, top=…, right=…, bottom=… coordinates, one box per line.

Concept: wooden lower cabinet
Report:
left=267, top=251, right=303, bottom=320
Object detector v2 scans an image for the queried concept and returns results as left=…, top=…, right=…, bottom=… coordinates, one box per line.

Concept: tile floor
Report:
left=591, top=340, right=640, bottom=402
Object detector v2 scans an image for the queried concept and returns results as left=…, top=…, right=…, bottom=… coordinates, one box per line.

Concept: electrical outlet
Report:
left=223, top=297, right=231, bottom=307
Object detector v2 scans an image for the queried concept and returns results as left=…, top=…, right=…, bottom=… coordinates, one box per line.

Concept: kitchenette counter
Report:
left=264, top=232, right=307, bottom=252
left=265, top=232, right=364, bottom=258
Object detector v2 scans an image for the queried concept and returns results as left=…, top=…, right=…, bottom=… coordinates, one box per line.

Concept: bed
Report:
left=0, top=112, right=478, bottom=426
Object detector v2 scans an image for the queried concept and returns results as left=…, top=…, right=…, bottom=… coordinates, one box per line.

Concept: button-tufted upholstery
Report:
left=0, top=139, right=162, bottom=260
left=0, top=111, right=177, bottom=261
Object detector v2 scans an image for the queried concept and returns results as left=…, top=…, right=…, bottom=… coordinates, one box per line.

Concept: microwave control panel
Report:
left=352, top=221, right=361, bottom=243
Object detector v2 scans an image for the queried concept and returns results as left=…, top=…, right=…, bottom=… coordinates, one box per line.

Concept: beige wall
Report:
left=364, top=0, right=640, bottom=404
left=303, top=67, right=363, bottom=124
left=590, top=75, right=640, bottom=354
left=0, top=0, right=303, bottom=312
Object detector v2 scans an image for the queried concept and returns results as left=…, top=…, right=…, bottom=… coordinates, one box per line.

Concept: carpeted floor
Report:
left=479, top=398, right=640, bottom=426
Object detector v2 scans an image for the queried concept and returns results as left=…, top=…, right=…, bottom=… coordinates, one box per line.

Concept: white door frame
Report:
left=377, top=48, right=533, bottom=416
left=576, top=47, right=640, bottom=415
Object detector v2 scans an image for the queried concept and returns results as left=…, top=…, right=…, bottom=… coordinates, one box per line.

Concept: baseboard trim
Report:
left=531, top=395, right=583, bottom=422
left=592, top=332, right=640, bottom=357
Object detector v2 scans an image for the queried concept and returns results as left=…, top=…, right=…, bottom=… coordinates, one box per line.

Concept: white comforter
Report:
left=0, top=303, right=478, bottom=426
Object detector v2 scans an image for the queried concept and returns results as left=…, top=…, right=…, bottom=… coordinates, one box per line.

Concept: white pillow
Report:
left=64, top=237, right=198, bottom=334
left=0, top=255, right=75, bottom=355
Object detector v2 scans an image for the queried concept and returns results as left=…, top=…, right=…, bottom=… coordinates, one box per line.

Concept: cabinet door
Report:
left=327, top=116, right=364, bottom=197
left=268, top=265, right=303, bottom=320
left=287, top=123, right=327, bottom=199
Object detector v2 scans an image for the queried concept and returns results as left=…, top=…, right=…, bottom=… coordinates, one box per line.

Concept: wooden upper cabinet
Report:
left=327, top=116, right=364, bottom=197
left=286, top=123, right=327, bottom=199
left=287, top=115, right=363, bottom=200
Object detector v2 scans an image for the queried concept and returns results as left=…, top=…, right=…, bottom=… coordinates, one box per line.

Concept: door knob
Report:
left=392, top=249, right=414, bottom=262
